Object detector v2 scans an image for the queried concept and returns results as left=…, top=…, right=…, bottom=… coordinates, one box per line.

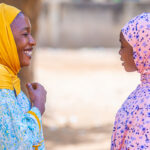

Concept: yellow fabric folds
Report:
left=28, top=110, right=41, bottom=133
left=0, top=3, right=21, bottom=95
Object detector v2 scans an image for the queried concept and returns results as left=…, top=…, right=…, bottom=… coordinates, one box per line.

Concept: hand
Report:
left=26, top=82, right=47, bottom=115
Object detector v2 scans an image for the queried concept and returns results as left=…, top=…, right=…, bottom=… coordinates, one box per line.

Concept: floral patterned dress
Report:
left=111, top=75, right=150, bottom=149
left=112, top=12, right=150, bottom=150
left=0, top=89, right=45, bottom=150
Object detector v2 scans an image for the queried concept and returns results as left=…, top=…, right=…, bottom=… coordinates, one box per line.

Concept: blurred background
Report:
left=1, top=0, right=150, bottom=149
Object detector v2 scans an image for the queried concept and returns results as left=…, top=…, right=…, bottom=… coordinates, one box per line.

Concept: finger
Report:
left=26, top=83, right=34, bottom=94
left=31, top=82, right=40, bottom=89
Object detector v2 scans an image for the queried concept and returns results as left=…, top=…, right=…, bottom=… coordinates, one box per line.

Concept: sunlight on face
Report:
left=11, top=13, right=36, bottom=67
left=119, top=32, right=137, bottom=72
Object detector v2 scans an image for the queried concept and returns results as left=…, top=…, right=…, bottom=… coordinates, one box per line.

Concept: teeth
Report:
left=24, top=51, right=32, bottom=56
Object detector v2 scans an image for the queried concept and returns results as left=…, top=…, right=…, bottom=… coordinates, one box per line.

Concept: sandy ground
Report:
left=34, top=48, right=140, bottom=150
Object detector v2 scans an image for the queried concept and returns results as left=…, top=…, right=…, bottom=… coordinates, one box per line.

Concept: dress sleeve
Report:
left=0, top=89, right=42, bottom=149
left=126, top=104, right=150, bottom=149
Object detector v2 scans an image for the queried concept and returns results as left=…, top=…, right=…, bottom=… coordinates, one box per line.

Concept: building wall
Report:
left=37, top=1, right=150, bottom=48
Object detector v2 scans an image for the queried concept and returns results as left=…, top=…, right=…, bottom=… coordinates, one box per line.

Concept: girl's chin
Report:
left=121, top=61, right=137, bottom=72
left=20, top=61, right=31, bottom=67
left=122, top=63, right=130, bottom=72
left=124, top=66, right=137, bottom=72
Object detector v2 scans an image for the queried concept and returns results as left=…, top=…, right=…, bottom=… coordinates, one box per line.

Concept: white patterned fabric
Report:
left=0, top=89, right=45, bottom=150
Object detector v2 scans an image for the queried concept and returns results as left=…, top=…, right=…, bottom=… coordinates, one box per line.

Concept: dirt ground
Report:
left=34, top=48, right=140, bottom=150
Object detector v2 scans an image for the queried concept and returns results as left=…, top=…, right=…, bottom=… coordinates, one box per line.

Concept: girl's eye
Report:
left=23, top=33, right=28, bottom=36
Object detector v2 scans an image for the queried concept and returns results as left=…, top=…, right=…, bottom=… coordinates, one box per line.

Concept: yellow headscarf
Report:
left=0, top=3, right=21, bottom=95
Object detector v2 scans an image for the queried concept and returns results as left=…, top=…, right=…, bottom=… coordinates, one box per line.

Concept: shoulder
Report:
left=17, top=90, right=32, bottom=110
left=0, top=89, right=16, bottom=104
left=0, top=89, right=15, bottom=97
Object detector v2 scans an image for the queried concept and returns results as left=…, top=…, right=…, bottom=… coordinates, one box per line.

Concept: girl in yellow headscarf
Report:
left=0, top=3, right=46, bottom=150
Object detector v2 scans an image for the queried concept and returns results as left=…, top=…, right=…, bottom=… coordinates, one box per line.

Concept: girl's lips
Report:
left=122, top=61, right=126, bottom=66
left=24, top=50, right=33, bottom=58
left=25, top=48, right=33, bottom=51
left=120, top=57, right=123, bottom=61
left=120, top=58, right=125, bottom=65
left=24, top=48, right=33, bottom=58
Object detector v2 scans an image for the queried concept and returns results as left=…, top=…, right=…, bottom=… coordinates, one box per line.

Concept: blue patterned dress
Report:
left=0, top=89, right=45, bottom=150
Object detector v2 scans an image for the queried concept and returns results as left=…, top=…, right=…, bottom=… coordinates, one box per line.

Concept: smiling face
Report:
left=119, top=32, right=137, bottom=72
left=11, top=13, right=36, bottom=67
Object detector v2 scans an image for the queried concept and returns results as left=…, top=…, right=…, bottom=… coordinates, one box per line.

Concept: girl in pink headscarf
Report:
left=111, top=13, right=150, bottom=149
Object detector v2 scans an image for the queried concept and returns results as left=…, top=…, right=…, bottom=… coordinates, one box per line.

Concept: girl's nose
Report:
left=29, top=35, right=36, bottom=46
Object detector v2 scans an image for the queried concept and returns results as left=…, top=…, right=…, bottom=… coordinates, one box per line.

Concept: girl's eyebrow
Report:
left=20, top=26, right=30, bottom=31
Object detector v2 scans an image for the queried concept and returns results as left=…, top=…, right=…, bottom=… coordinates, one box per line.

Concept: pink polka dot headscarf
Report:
left=122, top=13, right=150, bottom=75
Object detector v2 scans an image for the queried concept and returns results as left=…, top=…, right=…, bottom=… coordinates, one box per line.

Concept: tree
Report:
left=0, top=0, right=42, bottom=95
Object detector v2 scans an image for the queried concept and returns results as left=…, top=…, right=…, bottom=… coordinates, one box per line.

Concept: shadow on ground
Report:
left=43, top=123, right=113, bottom=149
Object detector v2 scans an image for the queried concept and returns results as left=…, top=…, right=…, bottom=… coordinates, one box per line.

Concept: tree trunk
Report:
left=0, top=0, right=41, bottom=96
